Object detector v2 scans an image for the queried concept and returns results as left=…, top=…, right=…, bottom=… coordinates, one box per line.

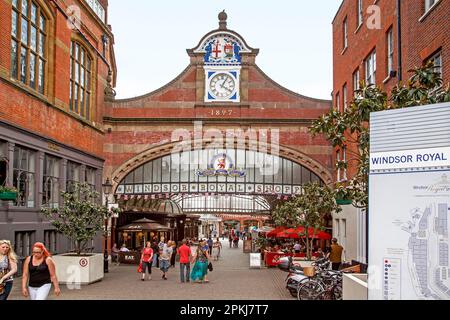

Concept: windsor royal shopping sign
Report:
left=370, top=147, right=450, bottom=171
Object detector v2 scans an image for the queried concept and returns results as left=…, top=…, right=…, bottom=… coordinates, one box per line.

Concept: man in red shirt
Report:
left=177, top=239, right=192, bottom=283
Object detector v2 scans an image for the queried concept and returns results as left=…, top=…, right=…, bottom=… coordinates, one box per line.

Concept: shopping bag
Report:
left=137, top=263, right=143, bottom=273
left=208, top=262, right=213, bottom=272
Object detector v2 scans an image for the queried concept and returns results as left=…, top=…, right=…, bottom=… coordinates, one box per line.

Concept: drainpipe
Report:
left=397, top=0, right=403, bottom=81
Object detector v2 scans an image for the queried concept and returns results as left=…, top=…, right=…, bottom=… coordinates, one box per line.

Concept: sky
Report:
left=109, top=0, right=342, bottom=100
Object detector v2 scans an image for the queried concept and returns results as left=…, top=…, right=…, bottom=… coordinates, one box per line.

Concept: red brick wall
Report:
left=402, top=0, right=449, bottom=83
left=0, top=0, right=115, bottom=157
left=332, top=0, right=450, bottom=181
left=105, top=63, right=333, bottom=181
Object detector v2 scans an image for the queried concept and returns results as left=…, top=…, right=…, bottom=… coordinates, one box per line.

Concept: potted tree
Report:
left=0, top=185, right=18, bottom=201
left=41, top=182, right=116, bottom=285
left=272, top=182, right=341, bottom=263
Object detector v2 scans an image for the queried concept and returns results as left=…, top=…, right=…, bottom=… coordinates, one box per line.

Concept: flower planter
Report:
left=52, top=253, right=104, bottom=285
left=336, top=199, right=353, bottom=205
left=0, top=192, right=17, bottom=201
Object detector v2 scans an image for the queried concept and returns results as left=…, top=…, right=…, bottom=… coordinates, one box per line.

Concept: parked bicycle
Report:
left=277, top=256, right=332, bottom=298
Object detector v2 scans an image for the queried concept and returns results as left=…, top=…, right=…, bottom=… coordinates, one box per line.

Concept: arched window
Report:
left=70, top=41, right=92, bottom=120
left=11, top=0, right=47, bottom=94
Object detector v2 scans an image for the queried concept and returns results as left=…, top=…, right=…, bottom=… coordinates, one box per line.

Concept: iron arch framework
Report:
left=115, top=148, right=324, bottom=201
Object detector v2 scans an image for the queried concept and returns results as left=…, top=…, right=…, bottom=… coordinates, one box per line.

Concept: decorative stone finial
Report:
left=104, top=70, right=116, bottom=101
left=218, top=10, right=227, bottom=30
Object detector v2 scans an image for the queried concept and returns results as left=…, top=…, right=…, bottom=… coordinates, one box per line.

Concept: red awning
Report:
left=276, top=227, right=332, bottom=240
left=266, top=226, right=287, bottom=238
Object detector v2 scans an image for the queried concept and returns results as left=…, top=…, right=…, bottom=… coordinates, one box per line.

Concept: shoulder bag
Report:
left=0, top=257, right=10, bottom=295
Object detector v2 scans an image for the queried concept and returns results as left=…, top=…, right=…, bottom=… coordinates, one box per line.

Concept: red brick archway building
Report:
left=103, top=12, right=333, bottom=241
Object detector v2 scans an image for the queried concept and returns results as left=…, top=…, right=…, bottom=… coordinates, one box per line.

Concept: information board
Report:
left=250, top=253, right=261, bottom=269
left=369, top=103, right=450, bottom=300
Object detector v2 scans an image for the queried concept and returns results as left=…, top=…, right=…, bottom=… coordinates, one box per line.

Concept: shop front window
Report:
left=42, top=154, right=60, bottom=208
left=13, top=145, right=36, bottom=208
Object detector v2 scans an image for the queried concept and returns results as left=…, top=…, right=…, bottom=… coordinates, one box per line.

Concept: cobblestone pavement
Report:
left=8, top=240, right=293, bottom=300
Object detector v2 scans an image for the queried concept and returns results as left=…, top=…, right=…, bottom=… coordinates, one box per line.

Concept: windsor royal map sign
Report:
left=369, top=104, right=450, bottom=300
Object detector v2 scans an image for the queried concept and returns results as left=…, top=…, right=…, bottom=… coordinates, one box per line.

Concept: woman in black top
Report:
left=22, top=242, right=60, bottom=300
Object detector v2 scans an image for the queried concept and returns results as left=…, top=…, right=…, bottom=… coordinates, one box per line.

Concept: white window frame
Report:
left=429, top=50, right=442, bottom=78
left=343, top=146, right=348, bottom=181
left=387, top=28, right=394, bottom=75
left=353, top=69, right=360, bottom=97
left=357, top=0, right=363, bottom=28
left=336, top=150, right=341, bottom=182
left=343, top=17, right=348, bottom=50
left=343, top=84, right=348, bottom=111
left=365, top=49, right=376, bottom=85
left=425, top=0, right=438, bottom=13
left=85, top=0, right=106, bottom=23
left=336, top=92, right=340, bottom=112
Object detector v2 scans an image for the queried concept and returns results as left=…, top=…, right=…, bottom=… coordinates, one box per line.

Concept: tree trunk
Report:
left=76, top=240, right=82, bottom=256
left=306, top=237, right=311, bottom=260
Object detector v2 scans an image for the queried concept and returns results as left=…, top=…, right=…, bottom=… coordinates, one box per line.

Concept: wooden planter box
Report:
left=0, top=192, right=17, bottom=201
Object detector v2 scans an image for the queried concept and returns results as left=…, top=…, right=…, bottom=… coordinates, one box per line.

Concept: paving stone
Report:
left=8, top=240, right=294, bottom=300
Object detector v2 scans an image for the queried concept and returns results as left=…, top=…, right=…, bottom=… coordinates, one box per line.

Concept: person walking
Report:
left=177, top=239, right=191, bottom=283
left=207, top=237, right=213, bottom=256
left=111, top=243, right=120, bottom=265
left=212, top=238, right=222, bottom=261
left=159, top=241, right=173, bottom=280
left=170, top=241, right=177, bottom=268
left=0, top=240, right=18, bottom=300
left=21, top=242, right=60, bottom=300
left=228, top=234, right=233, bottom=248
left=233, top=235, right=239, bottom=248
left=156, top=236, right=165, bottom=269
left=140, top=241, right=154, bottom=281
left=190, top=240, right=210, bottom=284
left=217, top=237, right=223, bottom=259
left=151, top=241, right=159, bottom=268
left=328, top=238, right=344, bottom=271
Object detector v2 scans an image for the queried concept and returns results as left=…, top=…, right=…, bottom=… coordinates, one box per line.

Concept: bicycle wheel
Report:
left=332, top=284, right=343, bottom=300
left=286, top=279, right=298, bottom=297
left=315, top=289, right=334, bottom=300
left=296, top=279, right=324, bottom=300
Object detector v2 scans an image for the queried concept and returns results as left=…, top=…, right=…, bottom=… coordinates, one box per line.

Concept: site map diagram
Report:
left=400, top=202, right=450, bottom=299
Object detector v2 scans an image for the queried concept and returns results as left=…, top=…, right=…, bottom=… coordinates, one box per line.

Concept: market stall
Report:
left=118, top=218, right=173, bottom=264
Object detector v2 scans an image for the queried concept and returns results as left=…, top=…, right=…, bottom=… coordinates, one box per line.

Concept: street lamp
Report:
left=102, top=178, right=113, bottom=273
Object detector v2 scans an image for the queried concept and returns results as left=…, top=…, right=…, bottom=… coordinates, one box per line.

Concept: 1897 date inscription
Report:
left=210, top=109, right=234, bottom=117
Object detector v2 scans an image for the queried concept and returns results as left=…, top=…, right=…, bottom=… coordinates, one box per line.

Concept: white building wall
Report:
left=333, top=205, right=359, bottom=263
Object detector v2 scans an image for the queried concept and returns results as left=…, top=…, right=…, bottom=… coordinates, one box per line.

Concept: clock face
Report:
left=209, top=73, right=236, bottom=99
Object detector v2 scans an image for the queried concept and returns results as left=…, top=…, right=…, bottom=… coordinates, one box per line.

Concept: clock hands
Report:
left=210, top=73, right=235, bottom=99
left=220, top=78, right=228, bottom=89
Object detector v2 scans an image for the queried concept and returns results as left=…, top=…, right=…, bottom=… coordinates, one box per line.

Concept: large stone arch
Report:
left=110, top=139, right=333, bottom=194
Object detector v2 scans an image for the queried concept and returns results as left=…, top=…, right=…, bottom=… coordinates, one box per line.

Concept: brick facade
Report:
left=0, top=0, right=116, bottom=257
left=104, top=23, right=333, bottom=190
left=0, top=0, right=116, bottom=156
left=331, top=0, right=449, bottom=263
left=333, top=0, right=450, bottom=180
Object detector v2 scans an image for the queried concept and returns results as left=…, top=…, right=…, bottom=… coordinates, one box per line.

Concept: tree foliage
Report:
left=310, top=62, right=450, bottom=209
left=41, top=182, right=118, bottom=255
left=271, top=182, right=341, bottom=260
